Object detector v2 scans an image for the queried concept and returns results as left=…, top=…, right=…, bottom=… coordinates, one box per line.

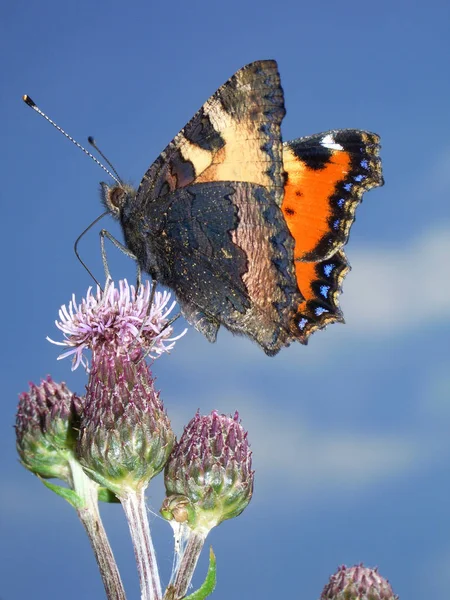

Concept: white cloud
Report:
left=241, top=404, right=419, bottom=496
left=342, top=225, right=450, bottom=334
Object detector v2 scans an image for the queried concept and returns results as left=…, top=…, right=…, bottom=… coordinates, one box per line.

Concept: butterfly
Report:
left=100, top=59, right=383, bottom=356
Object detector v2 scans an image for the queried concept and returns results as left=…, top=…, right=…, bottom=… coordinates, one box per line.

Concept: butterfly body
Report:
left=102, top=60, right=383, bottom=355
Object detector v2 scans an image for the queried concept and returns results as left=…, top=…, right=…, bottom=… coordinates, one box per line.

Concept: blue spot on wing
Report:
left=298, top=318, right=308, bottom=330
left=344, top=183, right=352, bottom=191
left=324, top=263, right=335, bottom=277
left=337, top=198, right=345, bottom=207
left=354, top=174, right=365, bottom=182
left=315, top=307, right=329, bottom=316
left=360, top=159, right=369, bottom=169
left=320, top=285, right=330, bottom=298
left=333, top=219, right=340, bottom=230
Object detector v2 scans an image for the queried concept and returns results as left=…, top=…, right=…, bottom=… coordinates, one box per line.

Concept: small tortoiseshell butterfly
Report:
left=102, top=60, right=383, bottom=355
left=27, top=60, right=384, bottom=355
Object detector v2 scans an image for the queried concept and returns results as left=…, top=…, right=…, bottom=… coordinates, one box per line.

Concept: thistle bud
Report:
left=321, top=565, right=399, bottom=600
left=77, top=348, right=175, bottom=497
left=15, top=376, right=82, bottom=481
left=162, top=411, right=254, bottom=534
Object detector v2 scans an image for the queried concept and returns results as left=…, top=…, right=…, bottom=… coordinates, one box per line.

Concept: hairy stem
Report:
left=121, top=489, right=162, bottom=600
left=69, top=459, right=126, bottom=600
left=170, top=530, right=206, bottom=599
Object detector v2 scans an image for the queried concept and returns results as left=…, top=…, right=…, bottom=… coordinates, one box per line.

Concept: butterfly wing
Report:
left=123, top=60, right=302, bottom=354
left=136, top=60, right=286, bottom=207
left=122, top=65, right=384, bottom=353
left=138, top=181, right=302, bottom=355
left=281, top=130, right=384, bottom=341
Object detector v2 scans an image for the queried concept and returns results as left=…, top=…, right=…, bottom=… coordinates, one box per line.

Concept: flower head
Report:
left=321, top=565, right=398, bottom=600
left=15, top=376, right=82, bottom=481
left=162, top=411, right=254, bottom=534
left=48, top=279, right=186, bottom=370
left=77, top=347, right=175, bottom=497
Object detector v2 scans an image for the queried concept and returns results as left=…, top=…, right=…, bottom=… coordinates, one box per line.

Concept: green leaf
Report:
left=184, top=547, right=216, bottom=600
left=40, top=478, right=84, bottom=509
left=98, top=487, right=120, bottom=503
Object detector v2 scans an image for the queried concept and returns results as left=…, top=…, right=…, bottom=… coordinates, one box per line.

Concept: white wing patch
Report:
left=321, top=134, right=344, bottom=151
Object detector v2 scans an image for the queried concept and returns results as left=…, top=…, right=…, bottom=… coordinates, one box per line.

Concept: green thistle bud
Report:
left=321, top=565, right=399, bottom=600
left=15, top=376, right=82, bottom=481
left=162, top=410, right=254, bottom=534
left=77, top=348, right=175, bottom=497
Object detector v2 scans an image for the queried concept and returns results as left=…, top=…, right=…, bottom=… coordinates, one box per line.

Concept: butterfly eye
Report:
left=101, top=183, right=129, bottom=216
left=110, top=186, right=127, bottom=210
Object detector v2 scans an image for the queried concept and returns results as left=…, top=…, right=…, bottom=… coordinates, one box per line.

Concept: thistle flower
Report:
left=77, top=349, right=175, bottom=496
left=15, top=376, right=82, bottom=481
left=321, top=565, right=399, bottom=600
left=162, top=410, right=254, bottom=534
left=46, top=278, right=182, bottom=600
left=48, top=279, right=186, bottom=370
left=77, top=345, right=174, bottom=600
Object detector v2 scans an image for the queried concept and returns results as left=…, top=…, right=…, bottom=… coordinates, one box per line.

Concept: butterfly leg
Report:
left=99, top=228, right=137, bottom=281
left=138, top=313, right=183, bottom=364
left=131, top=279, right=183, bottom=361
left=136, top=262, right=143, bottom=291
left=129, top=278, right=160, bottom=357
left=144, top=281, right=183, bottom=351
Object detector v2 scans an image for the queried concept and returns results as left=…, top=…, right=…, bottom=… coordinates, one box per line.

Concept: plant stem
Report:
left=69, top=459, right=126, bottom=600
left=171, top=530, right=206, bottom=599
left=121, top=488, right=162, bottom=600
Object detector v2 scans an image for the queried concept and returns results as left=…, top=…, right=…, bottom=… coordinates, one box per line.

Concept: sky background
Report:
left=1, top=1, right=450, bottom=598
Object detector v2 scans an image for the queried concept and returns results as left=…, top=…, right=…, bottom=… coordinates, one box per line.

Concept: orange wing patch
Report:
left=282, top=130, right=383, bottom=342
left=282, top=130, right=383, bottom=263
left=282, top=145, right=352, bottom=259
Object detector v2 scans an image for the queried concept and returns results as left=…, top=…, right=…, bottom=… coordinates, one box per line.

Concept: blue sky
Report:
left=2, top=1, right=450, bottom=598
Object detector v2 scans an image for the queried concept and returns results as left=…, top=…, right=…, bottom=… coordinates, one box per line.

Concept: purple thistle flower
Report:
left=77, top=345, right=175, bottom=496
left=162, top=410, right=254, bottom=534
left=321, top=564, right=399, bottom=600
left=47, top=279, right=186, bottom=370
left=15, top=376, right=83, bottom=481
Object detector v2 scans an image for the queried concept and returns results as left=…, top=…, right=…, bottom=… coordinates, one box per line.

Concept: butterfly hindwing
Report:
left=293, top=250, right=350, bottom=342
left=282, top=130, right=383, bottom=261
left=281, top=130, right=383, bottom=342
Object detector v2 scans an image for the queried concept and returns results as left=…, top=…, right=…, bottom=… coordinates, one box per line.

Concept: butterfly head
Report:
left=100, top=182, right=137, bottom=220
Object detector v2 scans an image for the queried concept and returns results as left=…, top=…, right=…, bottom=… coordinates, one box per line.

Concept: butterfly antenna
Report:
left=88, top=136, right=123, bottom=185
left=22, top=95, right=122, bottom=186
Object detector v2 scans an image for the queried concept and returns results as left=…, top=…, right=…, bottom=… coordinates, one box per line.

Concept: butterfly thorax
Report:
left=101, top=181, right=170, bottom=281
